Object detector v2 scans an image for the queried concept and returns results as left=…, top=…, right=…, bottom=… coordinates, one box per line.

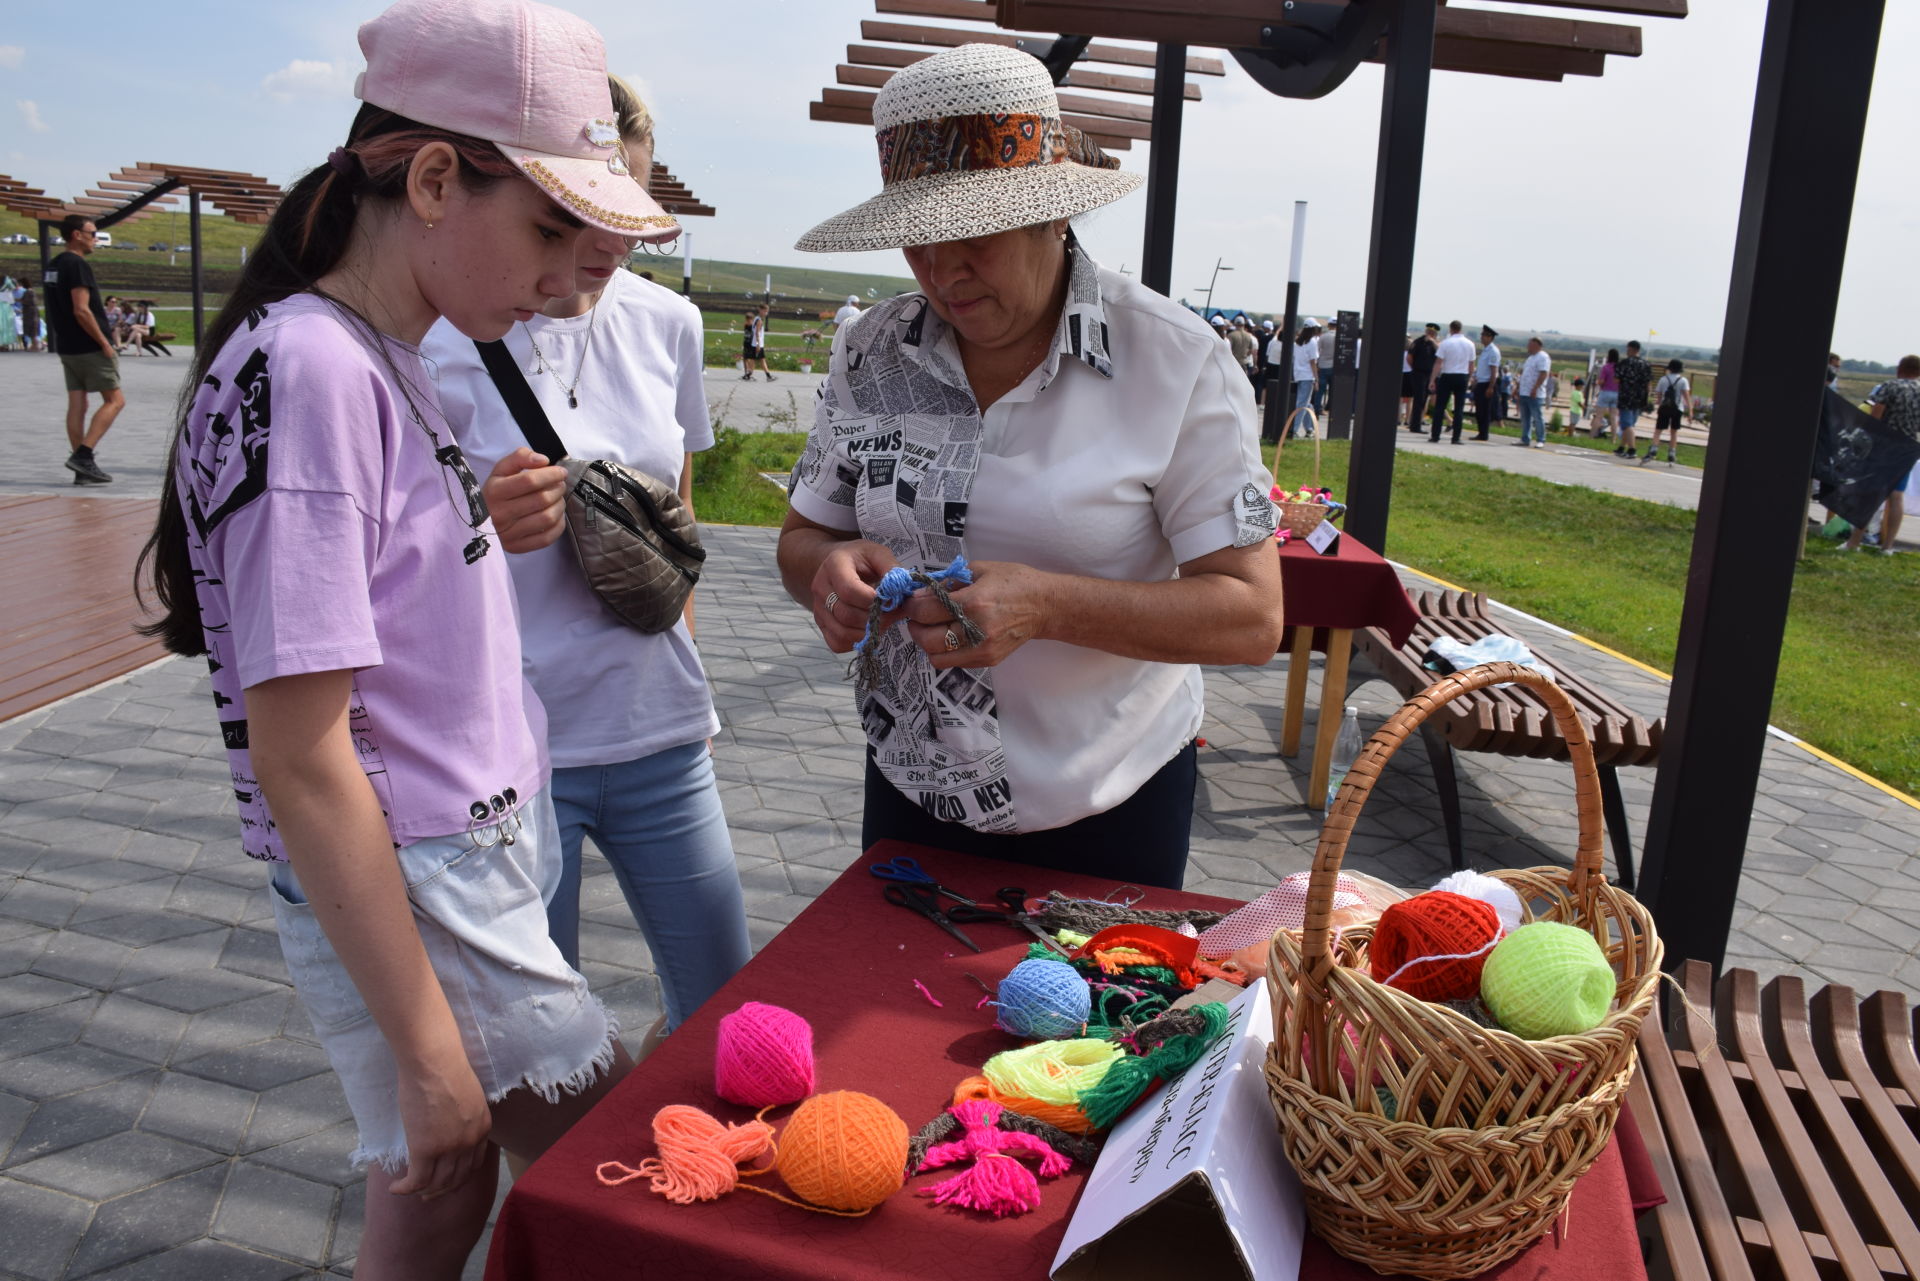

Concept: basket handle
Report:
left=1296, top=662, right=1606, bottom=985
left=1274, top=407, right=1322, bottom=490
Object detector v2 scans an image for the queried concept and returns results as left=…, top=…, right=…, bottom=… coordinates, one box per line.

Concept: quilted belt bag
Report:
left=474, top=338, right=706, bottom=634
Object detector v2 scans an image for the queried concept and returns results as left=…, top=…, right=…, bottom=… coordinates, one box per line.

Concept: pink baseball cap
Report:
left=354, top=0, right=679, bottom=243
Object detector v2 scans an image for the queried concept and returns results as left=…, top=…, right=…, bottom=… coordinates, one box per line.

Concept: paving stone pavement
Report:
left=2, top=524, right=1916, bottom=1278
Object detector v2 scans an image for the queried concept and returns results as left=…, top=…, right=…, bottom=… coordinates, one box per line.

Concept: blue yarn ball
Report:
left=994, top=959, right=1091, bottom=1040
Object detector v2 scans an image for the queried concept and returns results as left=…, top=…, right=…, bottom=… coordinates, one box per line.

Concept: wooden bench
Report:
left=1353, top=588, right=1662, bottom=889
left=1628, top=961, right=1920, bottom=1280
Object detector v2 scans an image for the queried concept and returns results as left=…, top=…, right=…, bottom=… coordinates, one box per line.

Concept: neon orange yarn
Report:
left=952, top=1075, right=1097, bottom=1135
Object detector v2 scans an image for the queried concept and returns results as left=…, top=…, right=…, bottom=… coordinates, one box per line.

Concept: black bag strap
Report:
left=474, top=339, right=568, bottom=463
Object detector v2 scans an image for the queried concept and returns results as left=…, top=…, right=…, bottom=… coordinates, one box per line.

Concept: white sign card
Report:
left=1305, top=518, right=1340, bottom=555
left=1050, top=982, right=1305, bottom=1281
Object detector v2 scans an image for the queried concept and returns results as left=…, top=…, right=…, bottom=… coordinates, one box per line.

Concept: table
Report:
left=487, top=844, right=1659, bottom=1281
left=1276, top=532, right=1421, bottom=809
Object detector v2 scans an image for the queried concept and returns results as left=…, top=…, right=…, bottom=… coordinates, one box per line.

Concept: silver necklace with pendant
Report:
left=523, top=297, right=599, bottom=409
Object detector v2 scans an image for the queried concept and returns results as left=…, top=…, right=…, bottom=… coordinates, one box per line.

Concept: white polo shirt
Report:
left=422, top=268, right=720, bottom=769
left=1436, top=333, right=1475, bottom=376
left=1475, top=342, right=1501, bottom=383
left=789, top=251, right=1273, bottom=833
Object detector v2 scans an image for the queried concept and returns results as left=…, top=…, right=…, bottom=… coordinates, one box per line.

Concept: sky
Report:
left=4, top=1, right=1915, bottom=362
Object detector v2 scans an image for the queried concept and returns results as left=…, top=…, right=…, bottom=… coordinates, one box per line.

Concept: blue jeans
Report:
left=1313, top=366, right=1333, bottom=412
left=549, top=741, right=751, bottom=1029
left=1518, top=394, right=1546, bottom=444
left=1290, top=379, right=1316, bottom=436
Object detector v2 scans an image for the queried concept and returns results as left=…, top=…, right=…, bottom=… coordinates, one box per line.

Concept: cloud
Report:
left=16, top=99, right=47, bottom=133
left=261, top=59, right=353, bottom=101
left=0, top=46, right=24, bottom=70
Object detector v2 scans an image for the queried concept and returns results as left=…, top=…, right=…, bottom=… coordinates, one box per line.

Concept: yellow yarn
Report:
left=981, top=1038, right=1122, bottom=1106
left=1480, top=922, right=1616, bottom=1040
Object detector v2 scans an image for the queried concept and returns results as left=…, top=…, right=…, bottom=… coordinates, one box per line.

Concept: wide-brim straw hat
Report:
left=795, top=43, right=1144, bottom=253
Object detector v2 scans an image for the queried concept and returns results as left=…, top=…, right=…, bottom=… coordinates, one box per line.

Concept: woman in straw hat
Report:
left=138, top=1, right=682, bottom=1271
left=778, top=43, right=1285, bottom=889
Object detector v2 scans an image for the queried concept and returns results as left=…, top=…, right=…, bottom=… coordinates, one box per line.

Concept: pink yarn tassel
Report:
left=920, top=1154, right=1043, bottom=1218
left=913, top=1098, right=1073, bottom=1218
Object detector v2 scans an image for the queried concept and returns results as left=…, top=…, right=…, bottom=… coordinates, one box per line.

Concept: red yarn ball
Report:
left=1368, top=891, right=1502, bottom=1002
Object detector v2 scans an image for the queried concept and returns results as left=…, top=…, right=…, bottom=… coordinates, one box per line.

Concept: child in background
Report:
left=1568, top=378, right=1585, bottom=434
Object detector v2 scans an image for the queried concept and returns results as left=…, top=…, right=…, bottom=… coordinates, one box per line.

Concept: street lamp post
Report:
left=1199, top=259, right=1232, bottom=316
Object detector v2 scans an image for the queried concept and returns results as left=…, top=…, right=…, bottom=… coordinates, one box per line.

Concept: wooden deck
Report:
left=0, top=495, right=171, bottom=723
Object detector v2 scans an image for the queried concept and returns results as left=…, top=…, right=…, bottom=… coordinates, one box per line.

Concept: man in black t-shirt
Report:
left=1407, top=322, right=1440, bottom=433
left=44, top=214, right=124, bottom=484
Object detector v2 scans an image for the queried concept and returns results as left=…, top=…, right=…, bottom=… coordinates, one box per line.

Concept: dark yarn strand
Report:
left=1030, top=893, right=1226, bottom=937
left=906, top=1107, right=1102, bottom=1175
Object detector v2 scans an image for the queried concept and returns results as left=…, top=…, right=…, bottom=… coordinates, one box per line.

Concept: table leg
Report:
left=1281, top=628, right=1312, bottom=757
left=1306, top=629, right=1353, bottom=810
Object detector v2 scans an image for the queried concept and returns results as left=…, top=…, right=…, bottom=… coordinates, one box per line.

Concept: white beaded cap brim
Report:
left=795, top=163, right=1142, bottom=253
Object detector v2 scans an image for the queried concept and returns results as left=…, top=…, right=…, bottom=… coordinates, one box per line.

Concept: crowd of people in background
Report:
left=1, top=276, right=45, bottom=351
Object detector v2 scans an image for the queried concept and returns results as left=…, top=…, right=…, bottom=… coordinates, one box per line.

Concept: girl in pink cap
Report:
left=138, top=1, right=677, bottom=1274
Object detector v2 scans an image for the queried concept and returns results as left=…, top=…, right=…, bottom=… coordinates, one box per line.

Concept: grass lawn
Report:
left=1262, top=439, right=1919, bottom=797
left=697, top=425, right=1919, bottom=795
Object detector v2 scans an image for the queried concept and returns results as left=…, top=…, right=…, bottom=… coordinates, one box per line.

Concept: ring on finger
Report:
left=825, top=590, right=839, bottom=619
left=943, top=627, right=962, bottom=652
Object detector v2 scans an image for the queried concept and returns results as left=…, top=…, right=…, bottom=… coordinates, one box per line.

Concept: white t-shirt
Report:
left=1292, top=340, right=1318, bottom=383
left=422, top=268, right=720, bottom=769
left=1521, top=350, right=1552, bottom=397
left=789, top=255, right=1273, bottom=833
left=834, top=303, right=861, bottom=328
left=1655, top=373, right=1690, bottom=408
left=1436, top=333, right=1475, bottom=375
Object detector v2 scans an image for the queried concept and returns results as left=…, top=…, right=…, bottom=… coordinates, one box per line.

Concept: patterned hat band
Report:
left=876, top=112, right=1122, bottom=187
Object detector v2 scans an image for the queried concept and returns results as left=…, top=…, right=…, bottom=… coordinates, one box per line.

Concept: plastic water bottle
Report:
left=1325, top=706, right=1364, bottom=810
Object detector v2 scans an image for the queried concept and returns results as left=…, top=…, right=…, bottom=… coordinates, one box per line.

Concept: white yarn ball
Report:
left=1431, top=870, right=1524, bottom=934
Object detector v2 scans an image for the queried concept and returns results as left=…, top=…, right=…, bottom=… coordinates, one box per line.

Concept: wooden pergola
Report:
left=800, top=0, right=1899, bottom=980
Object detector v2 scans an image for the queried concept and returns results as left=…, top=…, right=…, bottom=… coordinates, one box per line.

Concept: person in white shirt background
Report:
left=1472, top=324, right=1501, bottom=441
left=1643, top=358, right=1693, bottom=466
left=1428, top=319, right=1475, bottom=443
left=833, top=293, right=862, bottom=330
left=422, top=74, right=752, bottom=1051
left=1517, top=336, right=1553, bottom=447
left=1290, top=318, right=1322, bottom=436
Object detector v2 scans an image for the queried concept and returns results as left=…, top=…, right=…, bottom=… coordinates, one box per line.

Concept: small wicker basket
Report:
left=1274, top=407, right=1338, bottom=536
left=1264, top=663, right=1662, bottom=1279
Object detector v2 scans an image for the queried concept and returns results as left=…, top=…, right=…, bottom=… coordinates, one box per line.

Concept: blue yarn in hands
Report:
left=849, top=556, right=981, bottom=682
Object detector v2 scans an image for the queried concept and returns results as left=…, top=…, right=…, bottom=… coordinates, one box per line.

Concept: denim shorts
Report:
left=267, top=788, right=617, bottom=1173
left=1594, top=390, right=1619, bottom=409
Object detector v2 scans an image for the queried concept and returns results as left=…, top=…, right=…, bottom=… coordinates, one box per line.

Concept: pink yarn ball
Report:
left=714, top=1002, right=816, bottom=1108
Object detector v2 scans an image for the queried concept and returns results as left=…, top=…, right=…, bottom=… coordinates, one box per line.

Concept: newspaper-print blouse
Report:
left=789, top=247, right=1275, bottom=834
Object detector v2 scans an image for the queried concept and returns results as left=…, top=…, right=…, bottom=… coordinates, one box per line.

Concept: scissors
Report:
left=884, top=882, right=982, bottom=952
left=937, top=887, right=1073, bottom=958
left=868, top=855, right=977, bottom=906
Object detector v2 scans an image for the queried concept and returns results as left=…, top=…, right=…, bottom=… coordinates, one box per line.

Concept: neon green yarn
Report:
left=981, top=1038, right=1122, bottom=1106
left=1480, top=922, right=1616, bottom=1040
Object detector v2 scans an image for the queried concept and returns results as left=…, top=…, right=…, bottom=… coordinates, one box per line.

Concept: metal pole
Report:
left=1343, top=0, right=1435, bottom=552
left=189, top=190, right=205, bottom=348
left=1263, top=203, right=1306, bottom=442
left=1638, top=0, right=1884, bottom=975
left=1139, top=42, right=1185, bottom=296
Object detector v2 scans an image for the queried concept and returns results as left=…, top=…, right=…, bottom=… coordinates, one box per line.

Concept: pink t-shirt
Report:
left=176, top=293, right=547, bottom=860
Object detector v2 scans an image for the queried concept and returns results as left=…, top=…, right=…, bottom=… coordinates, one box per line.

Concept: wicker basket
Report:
left=1277, top=500, right=1339, bottom=538
left=1263, top=663, right=1662, bottom=1279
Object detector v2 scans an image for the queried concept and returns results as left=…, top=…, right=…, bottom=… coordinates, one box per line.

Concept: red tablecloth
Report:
left=1278, top=531, right=1422, bottom=647
left=487, top=845, right=1657, bottom=1281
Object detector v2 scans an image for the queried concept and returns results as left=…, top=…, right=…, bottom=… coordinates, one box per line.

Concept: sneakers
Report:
left=65, top=450, right=112, bottom=484
left=740, top=372, right=753, bottom=381
left=1637, top=450, right=1657, bottom=466
left=1531, top=440, right=1545, bottom=449
left=764, top=372, right=777, bottom=381
left=1666, top=452, right=1677, bottom=466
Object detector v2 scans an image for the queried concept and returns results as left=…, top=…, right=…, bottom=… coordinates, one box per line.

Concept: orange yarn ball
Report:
left=776, top=1091, right=909, bottom=1212
left=1369, top=890, right=1502, bottom=1002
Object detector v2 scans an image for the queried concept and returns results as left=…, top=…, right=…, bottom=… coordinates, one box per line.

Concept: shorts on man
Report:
left=60, top=351, right=121, bottom=394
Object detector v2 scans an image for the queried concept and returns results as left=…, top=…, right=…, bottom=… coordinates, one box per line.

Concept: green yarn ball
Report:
left=1480, top=922, right=1616, bottom=1040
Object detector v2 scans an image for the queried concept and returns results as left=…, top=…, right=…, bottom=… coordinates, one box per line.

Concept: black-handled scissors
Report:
left=868, top=855, right=977, bottom=906
left=884, top=882, right=982, bottom=953
left=938, top=887, right=1073, bottom=958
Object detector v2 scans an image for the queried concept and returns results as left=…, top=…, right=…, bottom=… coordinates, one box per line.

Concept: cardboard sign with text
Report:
left=1051, top=983, right=1304, bottom=1281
